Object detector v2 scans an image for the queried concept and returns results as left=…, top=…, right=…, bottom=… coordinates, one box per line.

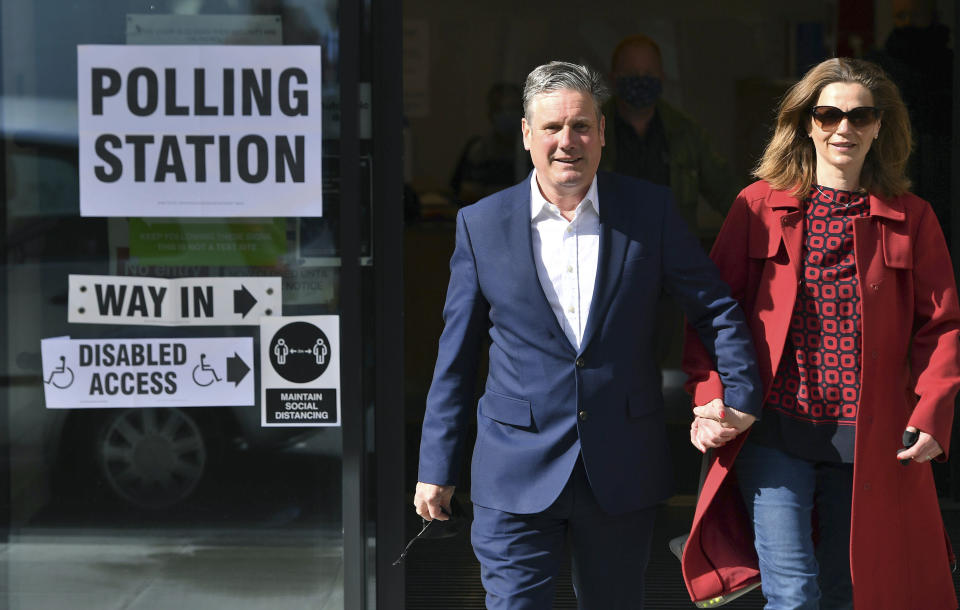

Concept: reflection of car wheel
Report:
left=97, top=408, right=207, bottom=509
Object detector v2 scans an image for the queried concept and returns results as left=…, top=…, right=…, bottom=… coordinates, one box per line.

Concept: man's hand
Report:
left=690, top=416, right=739, bottom=453
left=692, top=398, right=756, bottom=434
left=414, top=482, right=456, bottom=521
left=896, top=426, right=944, bottom=463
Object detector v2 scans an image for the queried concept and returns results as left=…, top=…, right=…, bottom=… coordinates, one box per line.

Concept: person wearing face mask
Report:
left=681, top=57, right=960, bottom=609
left=600, top=35, right=739, bottom=237
left=450, top=82, right=533, bottom=206
left=603, top=35, right=742, bottom=369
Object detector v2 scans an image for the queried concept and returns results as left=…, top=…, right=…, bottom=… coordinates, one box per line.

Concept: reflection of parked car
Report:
left=17, top=278, right=342, bottom=510
left=101, top=407, right=209, bottom=507
left=5, top=98, right=343, bottom=512
left=50, top=403, right=341, bottom=510
left=22, top=338, right=341, bottom=511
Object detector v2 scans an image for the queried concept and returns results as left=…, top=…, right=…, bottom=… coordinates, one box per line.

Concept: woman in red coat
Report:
left=681, top=57, right=960, bottom=609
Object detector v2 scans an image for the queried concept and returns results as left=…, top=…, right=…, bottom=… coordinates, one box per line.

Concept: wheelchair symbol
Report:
left=192, top=353, right=222, bottom=387
left=44, top=355, right=75, bottom=389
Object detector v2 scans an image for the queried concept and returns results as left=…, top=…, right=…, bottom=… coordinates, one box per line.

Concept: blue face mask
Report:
left=616, top=75, right=663, bottom=109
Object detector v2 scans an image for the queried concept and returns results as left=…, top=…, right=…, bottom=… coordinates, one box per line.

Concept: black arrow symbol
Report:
left=233, top=285, right=257, bottom=318
left=226, top=353, right=250, bottom=386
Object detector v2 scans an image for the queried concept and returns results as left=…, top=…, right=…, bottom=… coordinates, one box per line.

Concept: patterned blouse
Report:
left=754, top=184, right=869, bottom=462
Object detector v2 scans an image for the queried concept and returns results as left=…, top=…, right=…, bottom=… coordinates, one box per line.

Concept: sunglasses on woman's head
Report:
left=810, top=106, right=881, bottom=130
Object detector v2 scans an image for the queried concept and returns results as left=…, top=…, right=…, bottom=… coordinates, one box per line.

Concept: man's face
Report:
left=521, top=88, right=605, bottom=203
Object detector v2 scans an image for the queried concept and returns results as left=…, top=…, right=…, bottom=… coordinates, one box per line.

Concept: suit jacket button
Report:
left=578, top=410, right=588, bottom=421
left=575, top=357, right=585, bottom=368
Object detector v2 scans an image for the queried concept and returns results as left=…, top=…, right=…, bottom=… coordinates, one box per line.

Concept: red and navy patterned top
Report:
left=753, top=184, right=869, bottom=462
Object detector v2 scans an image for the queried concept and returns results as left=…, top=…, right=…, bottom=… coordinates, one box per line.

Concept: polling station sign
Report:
left=41, top=336, right=254, bottom=409
left=260, top=316, right=340, bottom=426
left=68, top=274, right=281, bottom=326
left=77, top=45, right=322, bottom=217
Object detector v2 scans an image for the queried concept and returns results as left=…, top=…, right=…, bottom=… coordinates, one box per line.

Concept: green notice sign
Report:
left=129, top=219, right=287, bottom=266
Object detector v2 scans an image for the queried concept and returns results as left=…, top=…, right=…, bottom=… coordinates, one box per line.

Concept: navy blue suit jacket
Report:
left=419, top=171, right=760, bottom=515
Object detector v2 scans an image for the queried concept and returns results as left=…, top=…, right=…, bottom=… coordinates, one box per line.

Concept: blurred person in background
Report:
left=603, top=34, right=743, bottom=368
left=601, top=34, right=739, bottom=235
left=450, top=82, right=532, bottom=206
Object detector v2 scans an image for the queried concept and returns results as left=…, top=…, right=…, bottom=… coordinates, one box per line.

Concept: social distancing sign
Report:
left=68, top=274, right=281, bottom=326
left=41, top=336, right=254, bottom=408
left=260, top=315, right=340, bottom=426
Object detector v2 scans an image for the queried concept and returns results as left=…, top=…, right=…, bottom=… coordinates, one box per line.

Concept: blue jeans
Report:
left=736, top=440, right=854, bottom=610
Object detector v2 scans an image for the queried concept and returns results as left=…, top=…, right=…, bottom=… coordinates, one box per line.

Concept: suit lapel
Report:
left=501, top=183, right=577, bottom=352
left=579, top=173, right=628, bottom=354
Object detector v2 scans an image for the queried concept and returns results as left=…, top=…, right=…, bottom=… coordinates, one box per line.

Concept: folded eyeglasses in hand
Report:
left=393, top=496, right=466, bottom=565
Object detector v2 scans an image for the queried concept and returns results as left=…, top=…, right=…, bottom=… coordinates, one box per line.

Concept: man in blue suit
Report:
left=414, top=61, right=761, bottom=609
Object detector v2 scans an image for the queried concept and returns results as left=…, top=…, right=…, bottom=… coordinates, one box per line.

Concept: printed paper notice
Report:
left=42, top=336, right=254, bottom=408
left=77, top=45, right=323, bottom=217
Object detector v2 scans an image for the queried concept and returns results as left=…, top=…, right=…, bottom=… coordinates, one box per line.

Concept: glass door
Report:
left=0, top=0, right=390, bottom=607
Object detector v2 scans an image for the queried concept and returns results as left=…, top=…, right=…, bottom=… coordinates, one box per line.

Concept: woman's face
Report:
left=807, top=82, right=882, bottom=181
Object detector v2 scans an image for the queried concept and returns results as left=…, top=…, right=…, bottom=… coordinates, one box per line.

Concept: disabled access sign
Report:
left=41, top=336, right=254, bottom=408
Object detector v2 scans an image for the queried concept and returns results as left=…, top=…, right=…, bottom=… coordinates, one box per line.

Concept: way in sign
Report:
left=94, top=283, right=214, bottom=318
left=68, top=275, right=282, bottom=327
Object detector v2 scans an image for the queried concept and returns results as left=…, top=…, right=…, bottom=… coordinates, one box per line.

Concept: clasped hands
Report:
left=689, top=398, right=756, bottom=453
left=690, top=399, right=944, bottom=464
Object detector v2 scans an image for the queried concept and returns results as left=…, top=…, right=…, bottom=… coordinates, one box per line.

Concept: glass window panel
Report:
left=1, top=2, right=357, bottom=608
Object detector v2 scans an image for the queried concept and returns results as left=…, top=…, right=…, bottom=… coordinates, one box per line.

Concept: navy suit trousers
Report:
left=471, top=456, right=656, bottom=609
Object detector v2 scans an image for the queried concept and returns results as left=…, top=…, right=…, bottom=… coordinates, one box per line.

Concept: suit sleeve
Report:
left=907, top=203, right=960, bottom=458
left=660, top=189, right=762, bottom=416
left=418, top=209, right=490, bottom=485
left=681, top=192, right=754, bottom=408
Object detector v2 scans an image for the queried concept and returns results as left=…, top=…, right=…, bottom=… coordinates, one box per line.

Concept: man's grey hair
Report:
left=522, top=61, right=609, bottom=121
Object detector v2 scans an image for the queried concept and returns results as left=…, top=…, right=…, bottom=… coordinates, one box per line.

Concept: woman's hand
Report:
left=896, top=426, right=944, bottom=463
left=690, top=416, right=739, bottom=453
left=692, top=398, right=757, bottom=434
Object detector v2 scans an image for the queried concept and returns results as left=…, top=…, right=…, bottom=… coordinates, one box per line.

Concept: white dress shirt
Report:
left=529, top=172, right=600, bottom=349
